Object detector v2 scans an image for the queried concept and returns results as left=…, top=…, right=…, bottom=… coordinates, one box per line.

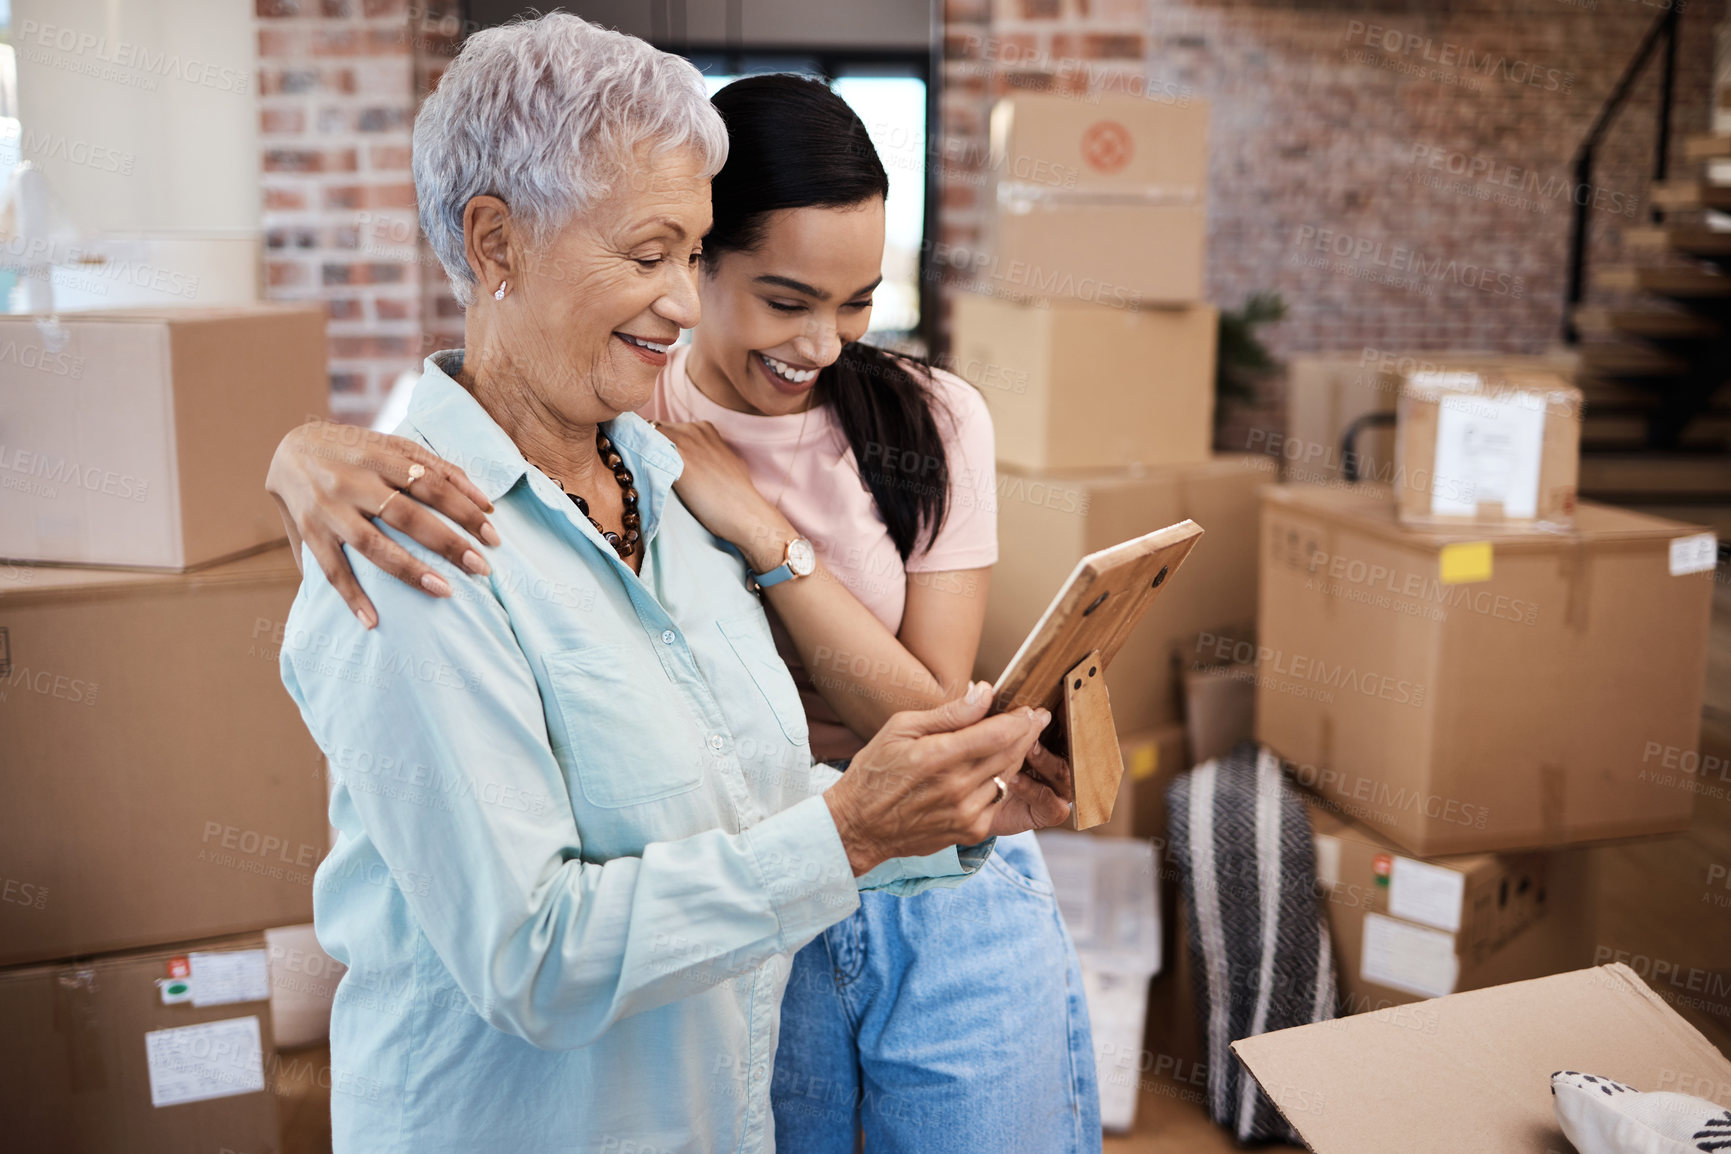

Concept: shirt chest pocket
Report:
left=716, top=612, right=809, bottom=746
left=544, top=645, right=707, bottom=809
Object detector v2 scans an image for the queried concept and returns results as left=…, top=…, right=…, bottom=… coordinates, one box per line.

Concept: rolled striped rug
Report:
left=1167, top=743, right=1338, bottom=1143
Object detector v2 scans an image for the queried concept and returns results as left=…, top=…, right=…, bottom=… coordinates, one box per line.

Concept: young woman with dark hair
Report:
left=265, top=72, right=1100, bottom=1152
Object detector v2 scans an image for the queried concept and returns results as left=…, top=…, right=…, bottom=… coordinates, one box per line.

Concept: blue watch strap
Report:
left=749, top=561, right=796, bottom=590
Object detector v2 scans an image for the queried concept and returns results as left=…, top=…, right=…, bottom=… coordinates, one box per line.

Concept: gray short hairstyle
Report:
left=413, top=13, right=728, bottom=306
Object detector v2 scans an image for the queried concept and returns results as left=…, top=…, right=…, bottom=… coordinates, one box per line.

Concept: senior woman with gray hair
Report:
left=278, top=13, right=1066, bottom=1154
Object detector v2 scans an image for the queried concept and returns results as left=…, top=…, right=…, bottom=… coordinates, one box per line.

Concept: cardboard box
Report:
left=951, top=292, right=1215, bottom=472
left=1256, top=484, right=1713, bottom=856
left=982, top=201, right=1207, bottom=307
left=980, top=455, right=1275, bottom=733
left=981, top=94, right=1209, bottom=306
left=989, top=93, right=1209, bottom=198
left=264, top=924, right=343, bottom=1051
left=1309, top=799, right=1592, bottom=1012
left=1277, top=350, right=1580, bottom=485
left=1093, top=724, right=1190, bottom=839
left=1038, top=830, right=1162, bottom=1132
left=0, top=547, right=328, bottom=966
left=1232, top=964, right=1731, bottom=1153
left=0, top=933, right=283, bottom=1154
left=1279, top=354, right=1400, bottom=484
left=1396, top=369, right=1583, bottom=529
left=0, top=305, right=327, bottom=568
left=1142, top=899, right=1206, bottom=1094
left=1183, top=665, right=1255, bottom=764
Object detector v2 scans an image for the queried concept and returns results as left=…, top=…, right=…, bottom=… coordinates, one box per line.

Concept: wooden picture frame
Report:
left=992, top=519, right=1205, bottom=829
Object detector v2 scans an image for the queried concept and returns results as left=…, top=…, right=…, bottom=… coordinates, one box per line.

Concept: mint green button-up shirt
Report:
left=280, top=354, right=987, bottom=1154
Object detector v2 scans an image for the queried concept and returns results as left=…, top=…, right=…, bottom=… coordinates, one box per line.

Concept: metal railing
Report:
left=1561, top=5, right=1683, bottom=344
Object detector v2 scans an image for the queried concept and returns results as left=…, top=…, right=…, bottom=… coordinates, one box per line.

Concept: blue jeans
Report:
left=770, top=831, right=1101, bottom=1153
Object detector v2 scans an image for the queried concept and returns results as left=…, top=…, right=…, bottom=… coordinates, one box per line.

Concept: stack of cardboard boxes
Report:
left=1217, top=360, right=1726, bottom=1146
left=1257, top=360, right=1714, bottom=1013
left=960, top=92, right=1266, bottom=785
left=0, top=306, right=335, bottom=1152
left=956, top=93, right=1279, bottom=1130
left=1094, top=354, right=1717, bottom=1121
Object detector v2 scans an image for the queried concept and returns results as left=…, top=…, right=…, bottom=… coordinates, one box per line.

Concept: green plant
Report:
left=1216, top=292, right=1288, bottom=409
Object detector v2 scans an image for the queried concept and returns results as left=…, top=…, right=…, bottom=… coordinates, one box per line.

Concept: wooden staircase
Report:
left=1575, top=126, right=1731, bottom=504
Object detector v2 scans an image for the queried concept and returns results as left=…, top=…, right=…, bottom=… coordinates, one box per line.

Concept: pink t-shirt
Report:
left=644, top=344, right=998, bottom=760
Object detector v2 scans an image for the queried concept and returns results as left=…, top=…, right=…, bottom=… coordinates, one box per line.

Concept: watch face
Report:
left=787, top=537, right=816, bottom=576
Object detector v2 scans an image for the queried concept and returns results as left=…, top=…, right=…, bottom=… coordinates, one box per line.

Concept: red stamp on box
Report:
left=166, top=956, right=191, bottom=979
left=1081, top=120, right=1133, bottom=174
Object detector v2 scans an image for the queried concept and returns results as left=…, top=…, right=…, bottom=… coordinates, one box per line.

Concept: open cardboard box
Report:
left=1232, top=964, right=1731, bottom=1153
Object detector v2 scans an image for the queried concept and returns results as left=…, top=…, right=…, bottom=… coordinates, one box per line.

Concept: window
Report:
left=688, top=51, right=932, bottom=341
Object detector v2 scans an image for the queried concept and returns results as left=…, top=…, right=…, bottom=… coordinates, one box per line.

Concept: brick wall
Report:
left=938, top=0, right=1723, bottom=362
left=256, top=0, right=424, bottom=421
left=257, top=0, right=1724, bottom=422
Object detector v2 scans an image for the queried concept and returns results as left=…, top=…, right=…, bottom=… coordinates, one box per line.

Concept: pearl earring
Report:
left=493, top=280, right=508, bottom=301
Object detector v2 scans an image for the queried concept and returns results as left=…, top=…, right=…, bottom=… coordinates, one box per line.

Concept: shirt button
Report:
left=709, top=735, right=724, bottom=752
left=661, top=629, right=676, bottom=644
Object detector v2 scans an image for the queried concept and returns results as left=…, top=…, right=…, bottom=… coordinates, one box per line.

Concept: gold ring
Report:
left=992, top=775, right=1008, bottom=804
left=376, top=489, right=404, bottom=519
left=405, top=463, right=427, bottom=484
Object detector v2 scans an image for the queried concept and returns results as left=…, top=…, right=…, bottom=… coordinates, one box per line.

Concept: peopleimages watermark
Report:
left=1593, top=947, right=1731, bottom=1017
left=1290, top=225, right=1526, bottom=298
left=1188, top=633, right=1428, bottom=708
left=1639, top=741, right=1731, bottom=800
left=1705, top=863, right=1731, bottom=910
left=1405, top=142, right=1639, bottom=219
left=1246, top=426, right=1494, bottom=509
left=1255, top=541, right=1541, bottom=626
left=0, top=445, right=151, bottom=503
left=18, top=128, right=136, bottom=176
left=0, top=339, right=86, bottom=379
left=17, top=19, right=251, bottom=94
left=1, top=874, right=49, bottom=912
left=1, top=663, right=100, bottom=707
left=954, top=35, right=1195, bottom=107
left=1342, top=21, right=1575, bottom=94
left=931, top=241, right=1146, bottom=310
left=1292, top=760, right=1491, bottom=831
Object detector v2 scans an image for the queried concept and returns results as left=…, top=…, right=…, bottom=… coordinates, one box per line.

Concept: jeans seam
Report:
left=823, top=911, right=868, bottom=1001
left=985, top=852, right=1057, bottom=898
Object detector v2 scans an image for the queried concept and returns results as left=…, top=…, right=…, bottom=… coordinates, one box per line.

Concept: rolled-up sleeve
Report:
left=806, top=764, right=996, bottom=895
left=283, top=540, right=863, bottom=1051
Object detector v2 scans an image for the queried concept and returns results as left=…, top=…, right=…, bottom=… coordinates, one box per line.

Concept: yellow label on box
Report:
left=1439, top=542, right=1493, bottom=585
left=1128, top=744, right=1160, bottom=781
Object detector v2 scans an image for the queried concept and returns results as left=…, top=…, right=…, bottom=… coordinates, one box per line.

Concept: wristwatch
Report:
left=748, top=536, right=816, bottom=591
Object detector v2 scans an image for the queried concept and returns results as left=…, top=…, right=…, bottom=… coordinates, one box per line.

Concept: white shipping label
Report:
left=1387, top=857, right=1467, bottom=933
left=1430, top=392, right=1547, bottom=518
left=144, top=1016, right=266, bottom=1108
left=188, top=949, right=270, bottom=1007
left=1361, top=913, right=1460, bottom=999
left=1313, top=834, right=1341, bottom=890
left=1409, top=371, right=1483, bottom=392
left=1670, top=533, right=1718, bottom=576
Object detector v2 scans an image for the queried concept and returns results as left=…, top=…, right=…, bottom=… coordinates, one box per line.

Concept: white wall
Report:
left=11, top=0, right=259, bottom=235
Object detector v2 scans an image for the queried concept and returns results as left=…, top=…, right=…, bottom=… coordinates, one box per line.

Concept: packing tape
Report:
left=53, top=967, right=109, bottom=1094
left=1564, top=538, right=1591, bottom=633
left=1438, top=542, right=1493, bottom=585
left=1540, top=763, right=1567, bottom=842
left=996, top=181, right=1203, bottom=211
